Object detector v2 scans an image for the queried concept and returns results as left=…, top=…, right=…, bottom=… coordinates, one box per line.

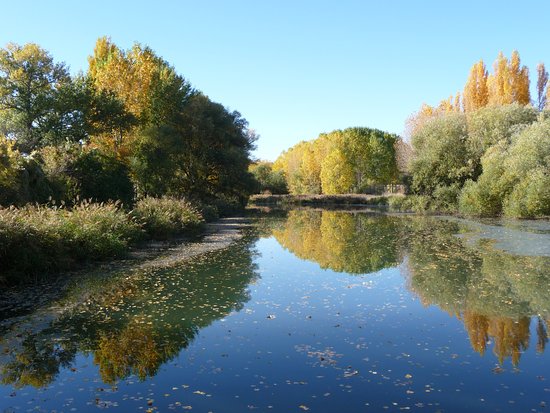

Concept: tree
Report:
left=87, top=38, right=193, bottom=159
left=488, top=51, right=530, bottom=106
left=249, top=161, right=288, bottom=194
left=0, top=43, right=70, bottom=152
left=320, top=148, right=354, bottom=194
left=410, top=112, right=472, bottom=195
left=537, top=63, right=548, bottom=111
left=463, top=60, right=489, bottom=112
left=465, top=103, right=537, bottom=177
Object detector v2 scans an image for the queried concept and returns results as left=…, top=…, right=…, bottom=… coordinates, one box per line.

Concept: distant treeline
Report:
left=263, top=50, right=550, bottom=218
left=0, top=38, right=256, bottom=210
left=264, top=127, right=404, bottom=195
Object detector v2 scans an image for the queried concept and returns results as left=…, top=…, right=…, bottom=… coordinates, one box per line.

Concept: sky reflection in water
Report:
left=0, top=210, right=549, bottom=412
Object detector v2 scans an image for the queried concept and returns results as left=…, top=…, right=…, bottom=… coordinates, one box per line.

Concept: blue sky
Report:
left=2, top=1, right=549, bottom=160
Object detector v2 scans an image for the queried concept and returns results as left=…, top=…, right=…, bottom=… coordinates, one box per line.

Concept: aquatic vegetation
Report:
left=0, top=202, right=142, bottom=282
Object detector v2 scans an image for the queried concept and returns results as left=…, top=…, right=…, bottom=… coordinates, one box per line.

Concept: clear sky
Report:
left=2, top=1, right=549, bottom=160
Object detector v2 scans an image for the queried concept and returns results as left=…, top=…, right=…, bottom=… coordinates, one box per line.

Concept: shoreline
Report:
left=0, top=217, right=252, bottom=322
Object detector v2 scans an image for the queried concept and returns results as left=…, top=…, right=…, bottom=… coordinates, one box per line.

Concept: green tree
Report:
left=410, top=113, right=472, bottom=195
left=0, top=43, right=70, bottom=152
left=249, top=161, right=288, bottom=194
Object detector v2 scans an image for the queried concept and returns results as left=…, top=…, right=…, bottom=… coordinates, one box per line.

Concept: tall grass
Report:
left=131, top=197, right=204, bottom=239
left=0, top=197, right=206, bottom=284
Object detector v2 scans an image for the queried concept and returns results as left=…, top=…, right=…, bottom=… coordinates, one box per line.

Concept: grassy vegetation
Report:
left=131, top=197, right=203, bottom=239
left=0, top=198, right=207, bottom=285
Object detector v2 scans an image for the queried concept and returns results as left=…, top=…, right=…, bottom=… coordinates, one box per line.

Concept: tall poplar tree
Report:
left=463, top=60, right=489, bottom=112
left=537, top=63, right=548, bottom=111
left=488, top=51, right=530, bottom=106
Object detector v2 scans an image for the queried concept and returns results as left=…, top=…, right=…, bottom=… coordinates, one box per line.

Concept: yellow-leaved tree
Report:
left=463, top=60, right=489, bottom=112
left=488, top=51, right=530, bottom=106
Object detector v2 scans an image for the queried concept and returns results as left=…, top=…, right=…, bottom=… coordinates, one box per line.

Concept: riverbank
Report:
left=250, top=194, right=550, bottom=219
left=0, top=198, right=242, bottom=286
left=249, top=193, right=393, bottom=207
left=0, top=217, right=252, bottom=322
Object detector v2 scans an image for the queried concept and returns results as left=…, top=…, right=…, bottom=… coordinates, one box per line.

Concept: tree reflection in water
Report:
left=274, top=209, right=550, bottom=366
left=1, top=240, right=259, bottom=388
left=1, top=211, right=549, bottom=389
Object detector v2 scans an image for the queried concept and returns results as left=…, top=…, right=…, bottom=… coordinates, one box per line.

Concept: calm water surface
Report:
left=1, top=210, right=549, bottom=412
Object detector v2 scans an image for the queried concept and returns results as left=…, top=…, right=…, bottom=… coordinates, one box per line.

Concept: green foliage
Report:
left=503, top=169, right=550, bottom=218
left=458, top=119, right=550, bottom=218
left=0, top=135, right=23, bottom=203
left=0, top=202, right=142, bottom=282
left=131, top=197, right=203, bottom=239
left=0, top=43, right=77, bottom=152
left=410, top=113, right=472, bottom=194
left=249, top=161, right=288, bottom=194
left=388, top=195, right=431, bottom=213
left=466, top=104, right=537, bottom=176
left=71, top=150, right=134, bottom=206
left=408, top=104, right=548, bottom=217
left=275, top=127, right=399, bottom=195
left=36, top=145, right=135, bottom=206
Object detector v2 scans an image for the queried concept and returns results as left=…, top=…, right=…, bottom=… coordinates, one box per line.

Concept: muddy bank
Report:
left=0, top=217, right=252, bottom=324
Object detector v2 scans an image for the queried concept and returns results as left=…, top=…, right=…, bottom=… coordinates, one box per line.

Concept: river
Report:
left=1, top=209, right=549, bottom=412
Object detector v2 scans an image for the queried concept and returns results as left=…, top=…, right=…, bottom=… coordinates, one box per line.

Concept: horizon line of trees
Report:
left=0, top=39, right=257, bottom=209
left=269, top=127, right=403, bottom=195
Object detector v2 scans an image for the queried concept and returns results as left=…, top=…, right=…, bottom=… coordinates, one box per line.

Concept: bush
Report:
left=388, top=195, right=431, bottom=213
left=431, top=184, right=461, bottom=213
left=132, top=197, right=204, bottom=239
left=212, top=195, right=245, bottom=217
left=410, top=113, right=473, bottom=195
left=466, top=104, right=537, bottom=173
left=194, top=202, right=219, bottom=222
left=71, top=150, right=135, bottom=206
left=503, top=169, right=550, bottom=218
left=0, top=202, right=142, bottom=283
left=39, top=146, right=135, bottom=206
left=249, top=161, right=288, bottom=194
left=458, top=118, right=550, bottom=218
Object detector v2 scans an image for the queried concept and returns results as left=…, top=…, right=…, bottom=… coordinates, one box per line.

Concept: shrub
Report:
left=132, top=197, right=204, bottom=239
left=194, top=202, right=219, bottom=222
left=431, top=184, right=460, bottom=213
left=503, top=169, right=550, bottom=218
left=61, top=201, right=143, bottom=259
left=388, top=195, right=431, bottom=213
left=466, top=104, right=537, bottom=173
left=458, top=118, right=550, bottom=218
left=410, top=113, right=473, bottom=195
left=39, top=146, right=135, bottom=206
left=71, top=150, right=135, bottom=207
left=0, top=202, right=141, bottom=283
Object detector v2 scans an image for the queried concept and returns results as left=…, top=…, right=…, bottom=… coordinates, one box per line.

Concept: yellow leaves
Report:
left=463, top=60, right=489, bottom=112
left=487, top=51, right=530, bottom=106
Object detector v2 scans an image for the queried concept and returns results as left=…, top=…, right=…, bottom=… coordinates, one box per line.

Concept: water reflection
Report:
left=274, top=209, right=550, bottom=366
left=0, top=241, right=259, bottom=388
left=1, top=210, right=549, bottom=395
left=272, top=210, right=401, bottom=273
